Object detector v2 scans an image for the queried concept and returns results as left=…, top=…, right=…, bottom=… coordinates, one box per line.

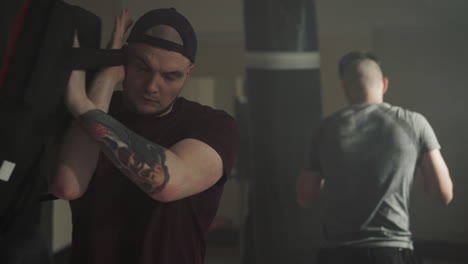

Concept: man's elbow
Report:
left=149, top=170, right=221, bottom=202
left=428, top=181, right=453, bottom=206
left=152, top=192, right=175, bottom=203
left=49, top=182, right=84, bottom=200
left=297, top=196, right=313, bottom=209
left=437, top=173, right=453, bottom=206
left=149, top=177, right=217, bottom=202
left=441, top=193, right=453, bottom=206
left=149, top=184, right=183, bottom=203
left=439, top=185, right=453, bottom=206
left=296, top=188, right=315, bottom=209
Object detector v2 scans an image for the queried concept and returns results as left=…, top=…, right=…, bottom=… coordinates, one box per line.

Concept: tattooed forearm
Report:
left=79, top=109, right=169, bottom=193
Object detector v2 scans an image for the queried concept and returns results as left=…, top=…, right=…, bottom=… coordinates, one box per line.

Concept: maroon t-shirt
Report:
left=69, top=92, right=240, bottom=264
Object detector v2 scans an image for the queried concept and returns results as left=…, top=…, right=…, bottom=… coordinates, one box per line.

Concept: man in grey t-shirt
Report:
left=296, top=51, right=453, bottom=264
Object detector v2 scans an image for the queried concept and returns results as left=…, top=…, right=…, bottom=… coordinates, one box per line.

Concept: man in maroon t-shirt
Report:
left=49, top=8, right=239, bottom=264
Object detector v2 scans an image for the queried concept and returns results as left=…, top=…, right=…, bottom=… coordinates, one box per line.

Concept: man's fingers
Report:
left=118, top=9, right=132, bottom=35
left=107, top=9, right=131, bottom=49
left=125, top=19, right=133, bottom=33
left=70, top=68, right=86, bottom=81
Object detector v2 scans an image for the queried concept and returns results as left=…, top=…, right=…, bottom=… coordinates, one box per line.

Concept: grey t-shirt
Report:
left=307, top=103, right=440, bottom=249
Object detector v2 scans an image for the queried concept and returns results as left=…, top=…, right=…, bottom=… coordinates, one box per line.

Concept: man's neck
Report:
left=349, top=94, right=384, bottom=105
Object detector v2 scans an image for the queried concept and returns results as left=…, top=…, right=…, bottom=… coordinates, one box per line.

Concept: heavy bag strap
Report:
left=63, top=47, right=125, bottom=70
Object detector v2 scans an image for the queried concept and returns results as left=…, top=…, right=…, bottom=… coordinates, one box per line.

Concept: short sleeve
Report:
left=189, top=111, right=240, bottom=184
left=414, top=112, right=441, bottom=154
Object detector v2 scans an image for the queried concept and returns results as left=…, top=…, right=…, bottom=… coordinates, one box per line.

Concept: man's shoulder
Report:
left=326, top=103, right=424, bottom=120
left=383, top=104, right=429, bottom=125
left=367, top=104, right=434, bottom=136
left=320, top=104, right=362, bottom=126
left=318, top=104, right=430, bottom=133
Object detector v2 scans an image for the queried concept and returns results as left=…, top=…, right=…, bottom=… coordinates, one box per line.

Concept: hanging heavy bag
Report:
left=0, top=0, right=123, bottom=238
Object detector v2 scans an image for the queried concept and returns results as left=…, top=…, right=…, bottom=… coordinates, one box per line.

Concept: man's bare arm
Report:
left=296, top=169, right=323, bottom=208
left=60, top=63, right=224, bottom=202
left=48, top=69, right=121, bottom=199
left=418, top=149, right=453, bottom=205
left=77, top=109, right=224, bottom=202
left=48, top=10, right=131, bottom=200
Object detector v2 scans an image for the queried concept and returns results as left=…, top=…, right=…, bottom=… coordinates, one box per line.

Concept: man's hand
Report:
left=105, top=9, right=133, bottom=82
left=64, top=32, right=93, bottom=118
left=52, top=10, right=135, bottom=200
left=64, top=10, right=133, bottom=118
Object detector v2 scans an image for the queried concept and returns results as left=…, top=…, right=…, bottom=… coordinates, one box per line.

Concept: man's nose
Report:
left=145, top=74, right=162, bottom=94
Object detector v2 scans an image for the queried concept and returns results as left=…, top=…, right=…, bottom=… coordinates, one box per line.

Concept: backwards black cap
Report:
left=127, top=8, right=197, bottom=63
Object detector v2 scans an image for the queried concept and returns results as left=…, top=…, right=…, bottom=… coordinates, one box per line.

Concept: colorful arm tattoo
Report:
left=79, top=109, right=169, bottom=193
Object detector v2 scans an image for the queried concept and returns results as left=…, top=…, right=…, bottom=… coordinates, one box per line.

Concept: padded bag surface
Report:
left=0, top=0, right=101, bottom=235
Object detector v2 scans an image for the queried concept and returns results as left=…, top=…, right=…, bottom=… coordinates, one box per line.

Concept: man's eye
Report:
left=163, top=74, right=178, bottom=81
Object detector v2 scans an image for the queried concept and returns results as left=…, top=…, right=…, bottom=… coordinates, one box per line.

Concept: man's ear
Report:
left=186, top=64, right=195, bottom=77
left=383, top=77, right=389, bottom=94
left=181, top=63, right=195, bottom=83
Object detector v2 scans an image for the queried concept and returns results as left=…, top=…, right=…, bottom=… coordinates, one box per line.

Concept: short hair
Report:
left=338, top=51, right=382, bottom=79
left=127, top=8, right=197, bottom=63
left=144, top=25, right=183, bottom=46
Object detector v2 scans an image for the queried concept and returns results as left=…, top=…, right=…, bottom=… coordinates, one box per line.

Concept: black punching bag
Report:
left=242, top=1, right=322, bottom=263
left=0, top=0, right=105, bottom=262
